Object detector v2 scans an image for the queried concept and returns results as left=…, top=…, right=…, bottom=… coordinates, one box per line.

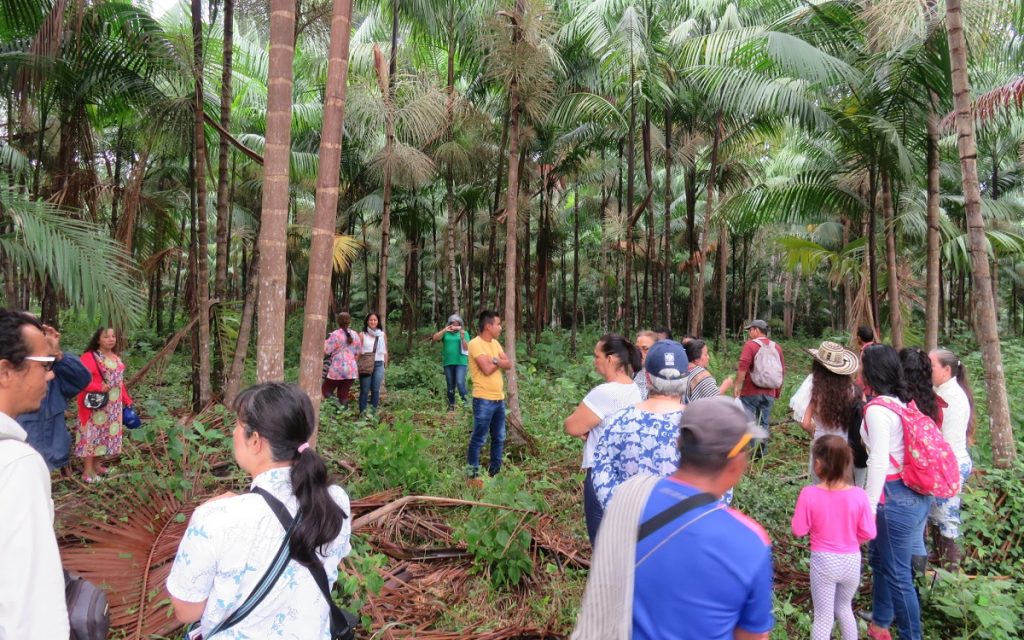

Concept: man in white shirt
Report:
left=0, top=309, right=69, bottom=639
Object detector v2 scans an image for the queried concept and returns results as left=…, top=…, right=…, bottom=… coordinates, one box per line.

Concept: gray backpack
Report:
left=65, top=570, right=110, bottom=640
left=749, top=339, right=784, bottom=389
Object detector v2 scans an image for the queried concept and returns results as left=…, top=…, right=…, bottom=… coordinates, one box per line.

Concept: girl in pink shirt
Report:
left=792, top=435, right=877, bottom=640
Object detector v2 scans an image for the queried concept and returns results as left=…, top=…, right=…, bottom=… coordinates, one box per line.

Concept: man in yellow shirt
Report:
left=466, top=310, right=512, bottom=483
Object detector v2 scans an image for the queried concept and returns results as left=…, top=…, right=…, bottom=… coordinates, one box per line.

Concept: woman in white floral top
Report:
left=591, top=340, right=689, bottom=510
left=167, top=383, right=352, bottom=639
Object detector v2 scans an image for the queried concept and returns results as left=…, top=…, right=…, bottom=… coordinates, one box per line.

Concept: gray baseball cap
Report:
left=680, top=396, right=769, bottom=458
left=743, top=319, right=769, bottom=331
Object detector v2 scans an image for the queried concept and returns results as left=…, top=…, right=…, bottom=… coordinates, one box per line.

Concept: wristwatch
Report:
left=491, top=357, right=499, bottom=365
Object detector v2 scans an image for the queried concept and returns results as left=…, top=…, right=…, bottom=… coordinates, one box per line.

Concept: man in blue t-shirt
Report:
left=573, top=396, right=773, bottom=640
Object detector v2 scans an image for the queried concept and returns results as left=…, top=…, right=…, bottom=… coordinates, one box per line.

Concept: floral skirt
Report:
left=75, top=390, right=124, bottom=457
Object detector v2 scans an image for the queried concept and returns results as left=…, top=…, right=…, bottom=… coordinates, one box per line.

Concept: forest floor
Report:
left=53, top=319, right=1024, bottom=639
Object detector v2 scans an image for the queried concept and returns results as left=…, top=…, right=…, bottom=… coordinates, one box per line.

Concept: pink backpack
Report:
left=865, top=397, right=961, bottom=498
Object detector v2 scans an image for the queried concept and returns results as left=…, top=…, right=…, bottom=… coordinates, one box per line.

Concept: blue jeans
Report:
left=869, top=480, right=932, bottom=640
left=467, top=398, right=506, bottom=477
left=740, top=394, right=775, bottom=443
left=583, top=468, right=603, bottom=544
left=359, top=361, right=384, bottom=413
left=444, top=365, right=468, bottom=407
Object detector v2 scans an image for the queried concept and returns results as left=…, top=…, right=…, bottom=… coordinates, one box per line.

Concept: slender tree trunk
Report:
left=663, top=106, right=672, bottom=331
left=571, top=186, right=580, bottom=357
left=225, top=252, right=259, bottom=405
left=255, top=0, right=296, bottom=381
left=717, top=222, right=728, bottom=347
left=924, top=96, right=941, bottom=351
left=684, top=164, right=696, bottom=329
left=867, top=169, right=881, bottom=338
left=691, top=111, right=722, bottom=336
left=297, top=0, right=352, bottom=417
left=642, top=104, right=654, bottom=326
left=191, top=0, right=212, bottom=404
left=501, top=0, right=531, bottom=451
left=946, top=0, right=1016, bottom=466
left=882, top=172, right=904, bottom=349
left=445, top=33, right=459, bottom=315
left=375, top=48, right=396, bottom=325
left=214, top=0, right=234, bottom=303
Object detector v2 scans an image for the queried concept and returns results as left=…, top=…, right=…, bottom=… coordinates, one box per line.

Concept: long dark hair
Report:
left=861, top=344, right=909, bottom=402
left=86, top=326, right=118, bottom=353
left=363, top=312, right=383, bottom=333
left=233, top=383, right=346, bottom=567
left=809, top=361, right=858, bottom=430
left=899, top=348, right=940, bottom=422
left=597, top=334, right=642, bottom=376
left=932, top=349, right=976, bottom=440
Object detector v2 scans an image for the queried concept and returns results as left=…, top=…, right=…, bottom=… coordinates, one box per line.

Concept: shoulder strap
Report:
left=686, top=369, right=711, bottom=399
left=637, top=491, right=717, bottom=541
left=252, top=488, right=354, bottom=640
left=204, top=493, right=300, bottom=637
left=372, top=335, right=380, bottom=353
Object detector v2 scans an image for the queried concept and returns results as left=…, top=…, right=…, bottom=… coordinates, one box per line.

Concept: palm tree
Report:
left=944, top=0, right=1016, bottom=467
left=190, top=0, right=212, bottom=405
left=298, top=0, right=355, bottom=415
left=256, top=0, right=298, bottom=382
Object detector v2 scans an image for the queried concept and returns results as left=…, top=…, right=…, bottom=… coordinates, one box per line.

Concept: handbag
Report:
left=186, top=501, right=301, bottom=640
left=357, top=335, right=380, bottom=377
left=253, top=488, right=358, bottom=640
left=122, top=405, right=142, bottom=430
left=84, top=352, right=110, bottom=410
left=65, top=570, right=110, bottom=640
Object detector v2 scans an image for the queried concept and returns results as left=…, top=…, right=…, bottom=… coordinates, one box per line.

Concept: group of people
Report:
left=7, top=318, right=136, bottom=484
left=322, top=311, right=389, bottom=413
left=1, top=301, right=978, bottom=640
left=569, top=322, right=975, bottom=640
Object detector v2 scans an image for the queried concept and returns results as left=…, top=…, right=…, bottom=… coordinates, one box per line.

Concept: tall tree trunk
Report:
left=297, top=0, right=353, bottom=417
left=662, top=106, right=672, bottom=331
left=191, top=0, right=212, bottom=404
left=623, top=58, right=637, bottom=333
left=445, top=31, right=459, bottom=315
left=225, top=251, right=259, bottom=405
left=255, top=0, right=297, bottom=381
left=642, top=104, right=654, bottom=326
left=690, top=110, right=722, bottom=336
left=684, top=164, right=697, bottom=330
left=214, top=0, right=234, bottom=303
left=924, top=96, right=941, bottom=351
left=882, top=172, right=904, bottom=349
left=946, top=0, right=1016, bottom=466
left=866, top=169, right=881, bottom=338
left=717, top=223, right=728, bottom=347
left=571, top=185, right=580, bottom=357
left=501, top=0, right=531, bottom=451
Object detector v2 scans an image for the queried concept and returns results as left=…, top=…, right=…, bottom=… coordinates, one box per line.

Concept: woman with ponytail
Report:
left=564, top=334, right=642, bottom=543
left=860, top=345, right=930, bottom=640
left=927, top=349, right=974, bottom=568
left=167, top=383, right=351, bottom=638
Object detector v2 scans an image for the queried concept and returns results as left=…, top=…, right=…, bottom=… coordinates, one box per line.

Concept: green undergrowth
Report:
left=51, top=311, right=1024, bottom=638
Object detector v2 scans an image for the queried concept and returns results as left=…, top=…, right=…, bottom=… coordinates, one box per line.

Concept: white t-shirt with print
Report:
left=580, top=381, right=642, bottom=469
left=167, top=467, right=352, bottom=639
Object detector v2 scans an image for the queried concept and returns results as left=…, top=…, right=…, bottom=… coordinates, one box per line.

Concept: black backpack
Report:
left=65, top=570, right=110, bottom=640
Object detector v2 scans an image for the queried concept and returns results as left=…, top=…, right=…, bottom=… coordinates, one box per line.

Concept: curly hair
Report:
left=900, top=347, right=940, bottom=422
left=809, top=360, right=858, bottom=430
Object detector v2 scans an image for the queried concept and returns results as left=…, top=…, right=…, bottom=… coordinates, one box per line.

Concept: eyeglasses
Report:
left=24, top=356, right=56, bottom=372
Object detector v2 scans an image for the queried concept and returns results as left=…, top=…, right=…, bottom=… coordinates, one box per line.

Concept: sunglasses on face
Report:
left=24, top=356, right=56, bottom=372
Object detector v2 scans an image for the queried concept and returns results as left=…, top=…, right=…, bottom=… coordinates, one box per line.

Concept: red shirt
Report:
left=737, top=337, right=784, bottom=398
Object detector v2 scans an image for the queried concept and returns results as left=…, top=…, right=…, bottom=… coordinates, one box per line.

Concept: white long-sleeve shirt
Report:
left=935, top=378, right=971, bottom=466
left=861, top=397, right=906, bottom=514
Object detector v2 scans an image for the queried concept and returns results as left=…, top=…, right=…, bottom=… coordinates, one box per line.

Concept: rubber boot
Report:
left=940, top=536, right=962, bottom=571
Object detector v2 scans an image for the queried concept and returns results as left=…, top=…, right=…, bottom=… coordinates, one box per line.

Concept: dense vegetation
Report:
left=3, top=0, right=1024, bottom=637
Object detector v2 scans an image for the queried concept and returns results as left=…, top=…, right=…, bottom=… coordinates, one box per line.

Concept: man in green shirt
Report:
left=432, top=314, right=471, bottom=411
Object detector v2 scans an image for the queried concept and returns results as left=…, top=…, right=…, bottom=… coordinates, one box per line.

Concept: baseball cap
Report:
left=743, top=319, right=768, bottom=331
left=447, top=314, right=463, bottom=326
left=644, top=340, right=688, bottom=380
left=680, top=396, right=769, bottom=458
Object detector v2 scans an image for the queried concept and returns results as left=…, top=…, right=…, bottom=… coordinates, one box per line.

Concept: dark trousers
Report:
left=322, top=378, right=355, bottom=406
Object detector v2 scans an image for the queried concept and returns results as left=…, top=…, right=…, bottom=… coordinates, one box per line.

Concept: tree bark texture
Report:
left=946, top=0, right=1016, bottom=466
left=925, top=96, right=941, bottom=351
left=214, top=0, right=234, bottom=303
left=191, top=0, right=212, bottom=404
left=255, top=0, right=297, bottom=382
left=297, top=0, right=353, bottom=417
left=882, top=172, right=904, bottom=349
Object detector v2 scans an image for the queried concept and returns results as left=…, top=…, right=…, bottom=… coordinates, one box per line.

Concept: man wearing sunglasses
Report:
left=573, top=396, right=773, bottom=640
left=16, top=321, right=91, bottom=472
left=0, top=309, right=69, bottom=638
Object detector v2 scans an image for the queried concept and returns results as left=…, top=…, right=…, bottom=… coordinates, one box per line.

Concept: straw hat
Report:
left=806, top=341, right=859, bottom=376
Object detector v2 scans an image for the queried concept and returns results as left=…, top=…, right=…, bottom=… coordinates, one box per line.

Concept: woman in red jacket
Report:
left=76, top=326, right=132, bottom=483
